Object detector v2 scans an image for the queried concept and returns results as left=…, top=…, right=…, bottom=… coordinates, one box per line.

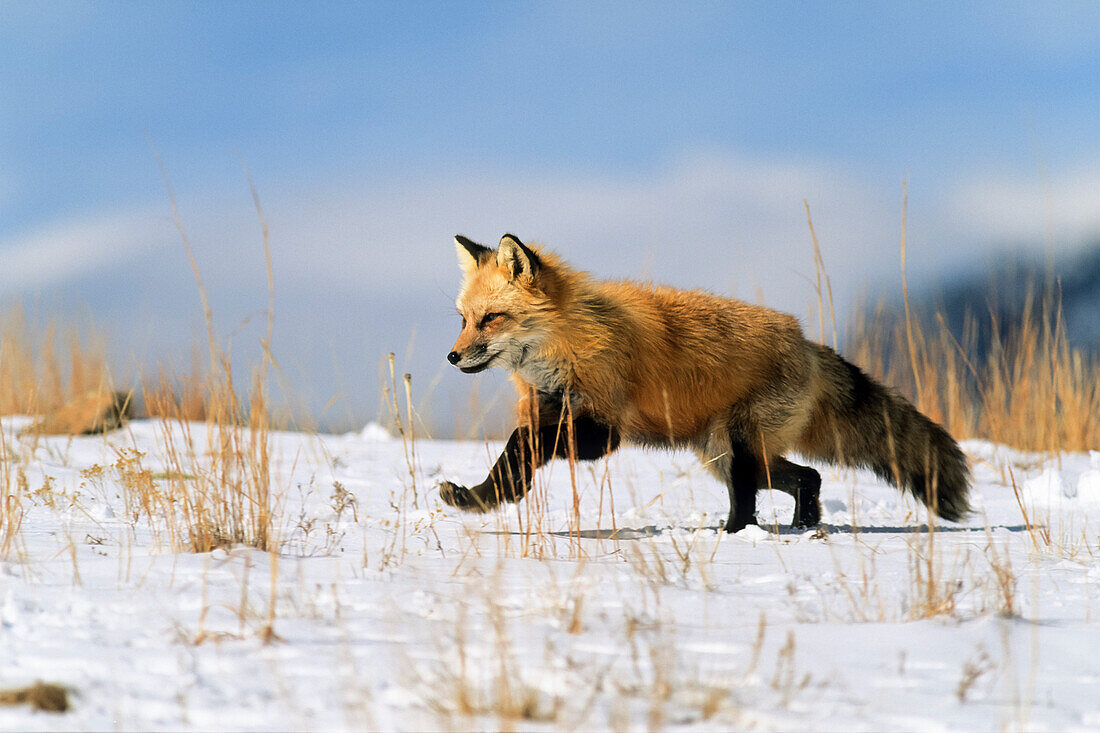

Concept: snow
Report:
left=356, top=422, right=393, bottom=442
left=2, top=417, right=1099, bottom=730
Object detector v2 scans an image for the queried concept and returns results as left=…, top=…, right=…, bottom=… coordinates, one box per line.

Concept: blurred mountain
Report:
left=917, top=242, right=1100, bottom=354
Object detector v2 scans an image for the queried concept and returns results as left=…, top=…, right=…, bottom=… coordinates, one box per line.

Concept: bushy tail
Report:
left=799, top=344, right=971, bottom=522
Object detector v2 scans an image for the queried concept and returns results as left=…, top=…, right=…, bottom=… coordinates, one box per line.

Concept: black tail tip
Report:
left=924, top=470, right=972, bottom=523
left=934, top=494, right=972, bottom=523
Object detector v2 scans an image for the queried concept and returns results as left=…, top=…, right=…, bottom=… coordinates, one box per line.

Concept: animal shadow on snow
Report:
left=532, top=523, right=1030, bottom=540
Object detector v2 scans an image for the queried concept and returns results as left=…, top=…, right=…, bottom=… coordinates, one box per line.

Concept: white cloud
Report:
left=248, top=151, right=908, bottom=325
left=0, top=211, right=168, bottom=292
left=7, top=152, right=1096, bottom=321
left=949, top=163, right=1100, bottom=252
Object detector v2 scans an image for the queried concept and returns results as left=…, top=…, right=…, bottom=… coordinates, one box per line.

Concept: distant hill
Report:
left=915, top=242, right=1100, bottom=354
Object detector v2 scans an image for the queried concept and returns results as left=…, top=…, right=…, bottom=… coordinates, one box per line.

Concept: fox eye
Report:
left=461, top=316, right=467, bottom=329
left=479, top=312, right=506, bottom=328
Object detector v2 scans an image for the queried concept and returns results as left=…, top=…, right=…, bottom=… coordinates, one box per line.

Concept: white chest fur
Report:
left=516, top=352, right=567, bottom=395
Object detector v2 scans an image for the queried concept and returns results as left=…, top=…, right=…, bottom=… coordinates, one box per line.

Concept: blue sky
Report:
left=1, top=2, right=1098, bottom=430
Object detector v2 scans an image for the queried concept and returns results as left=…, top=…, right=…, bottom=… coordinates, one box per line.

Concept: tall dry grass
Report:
left=0, top=163, right=281, bottom=555
left=123, top=364, right=275, bottom=553
left=0, top=307, right=210, bottom=423
left=839, top=185, right=1097, bottom=454
left=848, top=293, right=1099, bottom=453
left=0, top=433, right=25, bottom=560
left=132, top=160, right=278, bottom=553
left=0, top=316, right=279, bottom=555
left=0, top=309, right=113, bottom=416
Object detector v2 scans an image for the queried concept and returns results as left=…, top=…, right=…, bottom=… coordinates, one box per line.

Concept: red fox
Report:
left=439, top=234, right=970, bottom=532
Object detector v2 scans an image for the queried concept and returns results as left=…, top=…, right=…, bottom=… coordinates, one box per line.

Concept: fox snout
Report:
left=447, top=339, right=497, bottom=374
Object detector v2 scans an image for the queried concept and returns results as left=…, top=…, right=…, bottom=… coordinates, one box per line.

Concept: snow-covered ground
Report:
left=2, top=416, right=1100, bottom=731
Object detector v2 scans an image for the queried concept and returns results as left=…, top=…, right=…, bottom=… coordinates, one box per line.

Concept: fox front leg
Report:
left=439, top=416, right=620, bottom=512
left=438, top=426, right=537, bottom=512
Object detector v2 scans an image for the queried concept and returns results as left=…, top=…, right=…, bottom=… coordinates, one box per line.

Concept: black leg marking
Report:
left=440, top=416, right=620, bottom=511
left=765, top=457, right=822, bottom=528
left=724, top=434, right=760, bottom=533
left=571, top=415, right=621, bottom=460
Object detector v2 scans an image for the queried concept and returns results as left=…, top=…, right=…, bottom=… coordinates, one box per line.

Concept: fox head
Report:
left=448, top=234, right=551, bottom=374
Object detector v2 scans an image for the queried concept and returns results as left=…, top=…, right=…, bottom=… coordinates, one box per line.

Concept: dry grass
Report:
left=800, top=186, right=1100, bottom=455
left=15, top=348, right=283, bottom=555
left=157, top=160, right=274, bottom=553
left=0, top=432, right=26, bottom=560
left=0, top=309, right=113, bottom=417
left=128, top=161, right=278, bottom=554
left=848, top=294, right=1099, bottom=454
left=0, top=166, right=281, bottom=557
left=123, top=369, right=276, bottom=553
left=0, top=681, right=71, bottom=713
left=142, top=360, right=210, bottom=422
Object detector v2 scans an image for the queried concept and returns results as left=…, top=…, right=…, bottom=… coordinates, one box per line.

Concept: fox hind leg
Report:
left=764, top=457, right=821, bottom=528
left=721, top=451, right=822, bottom=532
left=696, top=420, right=762, bottom=533
left=724, top=433, right=761, bottom=533
left=709, top=418, right=820, bottom=532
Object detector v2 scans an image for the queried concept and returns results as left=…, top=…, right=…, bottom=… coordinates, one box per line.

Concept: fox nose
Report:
left=447, top=351, right=461, bottom=365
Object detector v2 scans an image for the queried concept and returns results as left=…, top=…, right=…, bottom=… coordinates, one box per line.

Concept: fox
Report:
left=438, top=233, right=970, bottom=532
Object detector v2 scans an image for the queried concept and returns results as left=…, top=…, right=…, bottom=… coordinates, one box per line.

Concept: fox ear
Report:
left=497, top=234, right=540, bottom=281
left=454, top=235, right=492, bottom=274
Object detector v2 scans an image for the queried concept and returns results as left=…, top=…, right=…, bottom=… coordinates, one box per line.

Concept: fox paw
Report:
left=438, top=481, right=494, bottom=513
left=724, top=515, right=759, bottom=534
